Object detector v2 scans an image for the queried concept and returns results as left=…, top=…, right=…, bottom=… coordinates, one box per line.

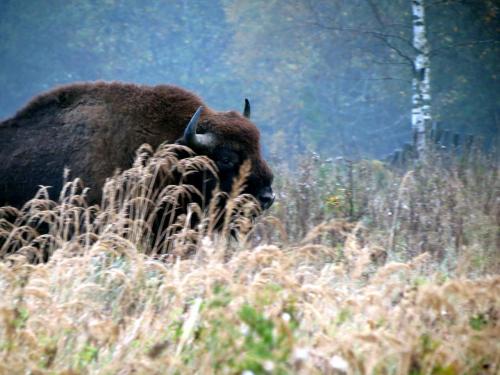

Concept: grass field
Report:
left=1, top=144, right=498, bottom=374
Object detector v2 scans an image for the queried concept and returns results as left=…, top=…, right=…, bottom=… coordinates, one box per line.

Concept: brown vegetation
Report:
left=0, top=143, right=498, bottom=374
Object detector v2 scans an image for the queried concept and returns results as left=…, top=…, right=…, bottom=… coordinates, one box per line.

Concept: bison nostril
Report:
left=258, top=188, right=275, bottom=210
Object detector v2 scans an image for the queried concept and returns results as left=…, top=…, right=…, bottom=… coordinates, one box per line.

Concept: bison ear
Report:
left=243, top=98, right=251, bottom=119
left=182, top=106, right=216, bottom=150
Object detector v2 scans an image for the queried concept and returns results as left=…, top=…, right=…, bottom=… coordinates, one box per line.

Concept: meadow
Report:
left=0, top=143, right=498, bottom=374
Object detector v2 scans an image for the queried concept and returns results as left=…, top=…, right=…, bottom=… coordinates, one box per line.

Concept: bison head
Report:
left=176, top=101, right=275, bottom=210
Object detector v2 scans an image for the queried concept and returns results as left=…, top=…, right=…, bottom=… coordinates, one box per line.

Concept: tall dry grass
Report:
left=263, top=145, right=499, bottom=275
left=0, top=142, right=499, bottom=374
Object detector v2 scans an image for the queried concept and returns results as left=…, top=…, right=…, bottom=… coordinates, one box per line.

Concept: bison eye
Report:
left=216, top=149, right=239, bottom=170
left=220, top=157, right=232, bottom=166
left=218, top=157, right=235, bottom=170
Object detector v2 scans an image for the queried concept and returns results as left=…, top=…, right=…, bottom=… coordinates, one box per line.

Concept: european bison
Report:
left=0, top=81, right=275, bottom=211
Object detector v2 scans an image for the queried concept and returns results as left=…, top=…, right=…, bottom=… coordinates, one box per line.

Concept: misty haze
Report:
left=0, top=1, right=498, bottom=374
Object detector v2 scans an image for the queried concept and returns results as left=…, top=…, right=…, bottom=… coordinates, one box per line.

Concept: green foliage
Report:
left=185, top=286, right=298, bottom=374
left=75, top=344, right=99, bottom=369
left=420, top=333, right=440, bottom=355
left=13, top=306, right=29, bottom=329
left=469, top=313, right=489, bottom=331
left=237, top=305, right=281, bottom=372
left=335, top=308, right=352, bottom=326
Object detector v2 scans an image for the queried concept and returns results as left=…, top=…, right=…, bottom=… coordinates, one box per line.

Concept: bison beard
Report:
left=0, top=81, right=274, bottom=259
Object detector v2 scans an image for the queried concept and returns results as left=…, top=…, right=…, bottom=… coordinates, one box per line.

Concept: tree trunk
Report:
left=411, top=0, right=432, bottom=159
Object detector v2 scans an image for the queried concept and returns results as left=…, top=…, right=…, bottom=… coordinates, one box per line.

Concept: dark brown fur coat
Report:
left=0, top=81, right=271, bottom=206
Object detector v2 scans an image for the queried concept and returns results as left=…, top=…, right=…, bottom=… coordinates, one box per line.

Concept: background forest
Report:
left=0, top=0, right=498, bottom=159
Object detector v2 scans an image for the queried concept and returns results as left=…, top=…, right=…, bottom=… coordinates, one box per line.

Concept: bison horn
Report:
left=243, top=98, right=251, bottom=118
left=183, top=106, right=216, bottom=149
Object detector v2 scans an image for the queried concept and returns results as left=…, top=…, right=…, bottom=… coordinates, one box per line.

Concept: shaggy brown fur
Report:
left=0, top=81, right=273, bottom=207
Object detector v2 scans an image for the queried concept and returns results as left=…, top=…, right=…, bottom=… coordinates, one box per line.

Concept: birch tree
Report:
left=411, top=0, right=432, bottom=158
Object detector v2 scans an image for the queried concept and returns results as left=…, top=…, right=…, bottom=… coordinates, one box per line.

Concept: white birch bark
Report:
left=411, top=0, right=432, bottom=158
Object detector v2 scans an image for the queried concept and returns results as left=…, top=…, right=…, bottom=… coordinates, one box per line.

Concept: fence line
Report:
left=384, top=122, right=489, bottom=167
